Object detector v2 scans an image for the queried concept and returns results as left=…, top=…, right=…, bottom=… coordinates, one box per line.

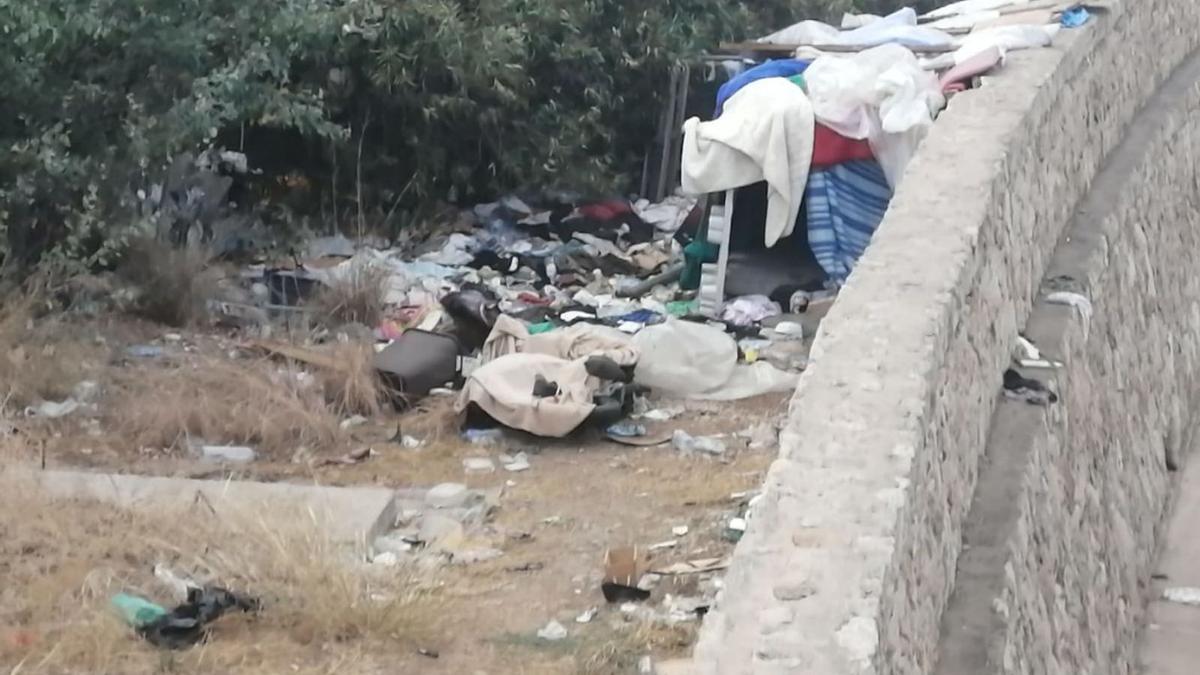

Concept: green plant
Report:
left=0, top=0, right=905, bottom=277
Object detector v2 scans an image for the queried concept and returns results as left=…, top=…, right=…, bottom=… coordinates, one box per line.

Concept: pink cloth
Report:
left=939, top=47, right=1003, bottom=93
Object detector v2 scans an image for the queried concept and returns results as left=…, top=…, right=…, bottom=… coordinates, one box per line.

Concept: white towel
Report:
left=681, top=78, right=815, bottom=248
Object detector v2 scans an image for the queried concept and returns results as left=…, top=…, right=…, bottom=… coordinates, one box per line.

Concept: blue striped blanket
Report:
left=804, top=159, right=892, bottom=283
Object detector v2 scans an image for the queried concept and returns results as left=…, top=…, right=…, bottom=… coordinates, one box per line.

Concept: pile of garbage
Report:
left=238, top=191, right=822, bottom=439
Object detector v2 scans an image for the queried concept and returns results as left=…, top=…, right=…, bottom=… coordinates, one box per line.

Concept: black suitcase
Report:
left=373, top=330, right=460, bottom=408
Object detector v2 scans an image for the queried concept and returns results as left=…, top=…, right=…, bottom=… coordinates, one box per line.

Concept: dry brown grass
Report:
left=0, top=480, right=439, bottom=675
left=308, top=263, right=387, bottom=328
left=104, top=356, right=344, bottom=458
left=575, top=622, right=696, bottom=675
left=0, top=296, right=105, bottom=411
left=120, top=238, right=217, bottom=327
left=318, top=342, right=386, bottom=418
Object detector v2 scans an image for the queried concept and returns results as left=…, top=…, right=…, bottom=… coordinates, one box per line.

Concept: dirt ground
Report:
left=0, top=307, right=795, bottom=674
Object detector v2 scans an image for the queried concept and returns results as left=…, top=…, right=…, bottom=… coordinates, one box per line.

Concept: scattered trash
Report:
left=154, top=565, right=199, bottom=602
left=672, top=430, right=727, bottom=456
left=1060, top=6, right=1090, bottom=28
left=506, top=561, right=545, bottom=573
left=372, top=551, right=402, bottom=567
left=501, top=452, right=531, bottom=472
left=602, top=546, right=652, bottom=603
left=463, top=428, right=506, bottom=446
left=649, top=540, right=679, bottom=551
left=721, top=295, right=781, bottom=326
left=736, top=423, right=778, bottom=450
left=672, top=525, right=690, bottom=537
left=113, top=586, right=258, bottom=649
left=607, top=430, right=674, bottom=447
left=452, top=548, right=504, bottom=565
left=575, top=607, right=599, bottom=624
left=25, top=399, right=82, bottom=419
left=606, top=422, right=647, bottom=438
left=417, top=647, right=440, bottom=659
left=463, top=457, right=497, bottom=474
left=1015, top=335, right=1062, bottom=369
left=724, top=517, right=748, bottom=542
left=536, top=619, right=569, bottom=641
left=72, top=380, right=100, bottom=402
left=339, top=415, right=368, bottom=429
left=1163, top=587, right=1200, bottom=606
left=1045, top=291, right=1093, bottom=336
left=313, top=446, right=375, bottom=468
left=639, top=408, right=680, bottom=422
left=126, top=344, right=165, bottom=359
left=652, top=557, right=731, bottom=576
left=112, top=593, right=168, bottom=628
left=1002, top=369, right=1058, bottom=406
left=401, top=434, right=424, bottom=449
left=768, top=321, right=806, bottom=340
left=374, top=330, right=460, bottom=407
left=198, top=445, right=257, bottom=463
left=426, top=483, right=471, bottom=509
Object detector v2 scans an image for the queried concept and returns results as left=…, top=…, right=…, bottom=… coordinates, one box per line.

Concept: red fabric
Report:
left=811, top=123, right=874, bottom=168
left=577, top=200, right=632, bottom=221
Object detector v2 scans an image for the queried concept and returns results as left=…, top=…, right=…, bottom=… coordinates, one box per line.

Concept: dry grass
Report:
left=104, top=356, right=344, bottom=457
left=0, top=296, right=104, bottom=411
left=120, top=238, right=217, bottom=327
left=0, top=480, right=439, bottom=675
left=308, top=263, right=387, bottom=328
left=575, top=623, right=696, bottom=675
left=318, top=343, right=386, bottom=418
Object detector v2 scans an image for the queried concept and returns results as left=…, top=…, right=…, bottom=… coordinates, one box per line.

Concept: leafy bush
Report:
left=0, top=0, right=898, bottom=277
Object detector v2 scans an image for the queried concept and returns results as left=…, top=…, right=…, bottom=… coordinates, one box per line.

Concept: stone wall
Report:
left=690, top=1, right=1200, bottom=673
left=996, top=50, right=1200, bottom=675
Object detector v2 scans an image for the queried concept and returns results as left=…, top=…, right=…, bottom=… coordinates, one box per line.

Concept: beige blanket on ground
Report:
left=458, top=353, right=599, bottom=437
left=481, top=315, right=638, bottom=366
left=681, top=77, right=815, bottom=247
left=461, top=318, right=640, bottom=437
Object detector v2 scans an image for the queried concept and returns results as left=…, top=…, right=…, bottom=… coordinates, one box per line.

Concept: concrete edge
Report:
left=2, top=467, right=397, bottom=547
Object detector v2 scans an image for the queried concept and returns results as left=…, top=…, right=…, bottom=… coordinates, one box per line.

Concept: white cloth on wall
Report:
left=760, top=8, right=955, bottom=51
left=681, top=78, right=815, bottom=247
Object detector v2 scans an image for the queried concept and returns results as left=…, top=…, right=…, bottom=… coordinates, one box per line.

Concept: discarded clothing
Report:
left=805, top=159, right=892, bottom=283
left=481, top=315, right=638, bottom=366
left=721, top=295, right=782, bottom=326
left=1003, top=368, right=1058, bottom=406
left=715, top=59, right=811, bottom=116
left=682, top=78, right=815, bottom=248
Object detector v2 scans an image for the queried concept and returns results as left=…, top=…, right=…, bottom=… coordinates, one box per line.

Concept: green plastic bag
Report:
left=111, top=593, right=168, bottom=628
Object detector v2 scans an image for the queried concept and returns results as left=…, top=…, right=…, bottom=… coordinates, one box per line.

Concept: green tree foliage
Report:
left=0, top=0, right=897, bottom=275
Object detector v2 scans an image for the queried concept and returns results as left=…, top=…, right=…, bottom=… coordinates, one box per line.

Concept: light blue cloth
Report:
left=1061, top=7, right=1090, bottom=28
left=805, top=159, right=892, bottom=283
